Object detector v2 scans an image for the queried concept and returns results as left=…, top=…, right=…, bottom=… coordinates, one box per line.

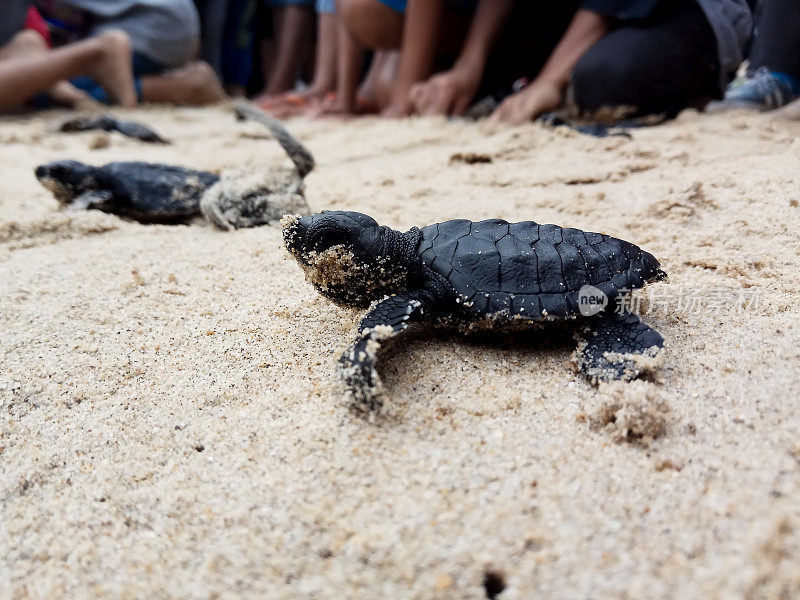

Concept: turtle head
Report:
left=282, top=211, right=413, bottom=307
left=35, top=160, right=98, bottom=204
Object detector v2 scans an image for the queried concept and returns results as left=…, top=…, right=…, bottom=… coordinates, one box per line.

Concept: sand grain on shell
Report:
left=2, top=107, right=800, bottom=599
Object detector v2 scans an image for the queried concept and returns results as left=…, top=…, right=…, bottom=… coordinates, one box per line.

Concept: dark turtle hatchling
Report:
left=283, top=211, right=667, bottom=409
left=35, top=100, right=314, bottom=229
left=52, top=113, right=170, bottom=143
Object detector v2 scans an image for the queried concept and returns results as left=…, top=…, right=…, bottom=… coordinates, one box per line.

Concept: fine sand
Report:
left=1, top=105, right=799, bottom=599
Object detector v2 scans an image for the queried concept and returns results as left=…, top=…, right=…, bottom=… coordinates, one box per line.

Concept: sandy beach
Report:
left=1, top=105, right=799, bottom=599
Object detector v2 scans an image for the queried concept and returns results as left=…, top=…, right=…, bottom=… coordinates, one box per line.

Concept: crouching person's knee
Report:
left=185, top=61, right=216, bottom=90
left=339, top=0, right=403, bottom=50
left=9, top=29, right=48, bottom=54
left=181, top=61, right=226, bottom=103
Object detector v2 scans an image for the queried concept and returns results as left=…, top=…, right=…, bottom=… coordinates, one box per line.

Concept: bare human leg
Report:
left=0, top=30, right=94, bottom=107
left=256, top=11, right=338, bottom=118
left=340, top=0, right=463, bottom=117
left=312, top=15, right=398, bottom=117
left=339, top=0, right=403, bottom=50
left=359, top=49, right=398, bottom=110
left=0, top=29, right=135, bottom=112
left=303, top=12, right=337, bottom=99
left=313, top=0, right=400, bottom=117
left=329, top=9, right=366, bottom=114
left=261, top=5, right=314, bottom=97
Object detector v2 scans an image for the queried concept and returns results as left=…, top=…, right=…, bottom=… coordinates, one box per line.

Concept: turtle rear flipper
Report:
left=199, top=172, right=309, bottom=230
left=199, top=189, right=233, bottom=231
left=574, top=309, right=664, bottom=384
left=339, top=292, right=433, bottom=410
left=232, top=99, right=315, bottom=177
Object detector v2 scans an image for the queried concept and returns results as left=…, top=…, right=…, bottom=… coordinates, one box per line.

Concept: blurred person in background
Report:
left=710, top=0, right=800, bottom=112
left=195, top=0, right=258, bottom=97
left=36, top=0, right=227, bottom=104
left=337, top=0, right=577, bottom=117
left=0, top=0, right=135, bottom=112
left=256, top=0, right=338, bottom=114
left=254, top=0, right=314, bottom=101
left=491, top=0, right=752, bottom=124
left=338, top=0, right=751, bottom=122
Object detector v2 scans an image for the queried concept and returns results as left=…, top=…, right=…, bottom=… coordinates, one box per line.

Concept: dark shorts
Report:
left=222, top=0, right=257, bottom=87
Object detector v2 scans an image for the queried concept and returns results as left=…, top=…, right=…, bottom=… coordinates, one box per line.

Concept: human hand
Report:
left=409, top=66, right=481, bottom=116
left=489, top=81, right=564, bottom=125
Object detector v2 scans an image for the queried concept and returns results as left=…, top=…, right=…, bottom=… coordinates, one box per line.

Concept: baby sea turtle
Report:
left=283, top=211, right=667, bottom=409
left=35, top=100, right=313, bottom=229
left=53, top=114, right=169, bottom=143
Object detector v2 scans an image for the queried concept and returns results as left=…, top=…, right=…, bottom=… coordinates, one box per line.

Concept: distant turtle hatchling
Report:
left=35, top=100, right=314, bottom=229
left=284, top=211, right=667, bottom=409
left=52, top=113, right=170, bottom=143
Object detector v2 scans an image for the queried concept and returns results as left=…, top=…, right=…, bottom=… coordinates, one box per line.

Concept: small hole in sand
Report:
left=194, top=444, right=205, bottom=452
left=483, top=571, right=505, bottom=599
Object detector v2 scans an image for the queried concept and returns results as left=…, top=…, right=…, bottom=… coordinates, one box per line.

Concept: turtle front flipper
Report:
left=65, top=190, right=113, bottom=212
left=338, top=292, right=433, bottom=411
left=573, top=309, right=664, bottom=384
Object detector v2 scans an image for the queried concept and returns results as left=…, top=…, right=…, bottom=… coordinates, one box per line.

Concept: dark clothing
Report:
left=0, top=0, right=31, bottom=46
left=580, top=0, right=660, bottom=20
left=748, top=0, right=800, bottom=79
left=481, top=1, right=578, bottom=94
left=221, top=0, right=256, bottom=87
left=571, top=0, right=720, bottom=118
left=580, top=0, right=752, bottom=91
left=35, top=0, right=200, bottom=68
left=195, top=0, right=229, bottom=76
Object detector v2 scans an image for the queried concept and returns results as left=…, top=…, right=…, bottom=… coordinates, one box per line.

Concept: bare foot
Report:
left=309, top=95, right=358, bottom=120
left=255, top=91, right=334, bottom=118
left=774, top=97, right=800, bottom=120
left=49, top=81, right=93, bottom=107
left=253, top=84, right=334, bottom=108
left=298, top=85, right=335, bottom=103
left=253, top=90, right=291, bottom=107
left=87, top=30, right=137, bottom=107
